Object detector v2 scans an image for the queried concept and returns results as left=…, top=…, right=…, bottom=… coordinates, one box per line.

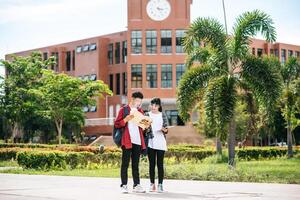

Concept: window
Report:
left=89, top=43, right=97, bottom=51
left=165, top=110, right=179, bottom=125
left=257, top=48, right=263, bottom=57
left=288, top=50, right=293, bottom=57
left=51, top=52, right=59, bottom=71
left=109, top=74, right=114, bottom=92
left=131, top=64, right=142, bottom=88
left=176, top=64, right=186, bottom=86
left=270, top=49, right=274, bottom=55
left=66, top=51, right=71, bottom=71
left=131, top=31, right=142, bottom=54
left=146, top=64, right=157, bottom=88
left=76, top=46, right=82, bottom=53
left=274, top=49, right=279, bottom=57
left=89, top=106, right=97, bottom=112
left=89, top=74, right=97, bottom=81
left=122, top=41, right=127, bottom=63
left=83, top=44, right=89, bottom=52
left=296, top=51, right=300, bottom=58
left=146, top=30, right=157, bottom=54
left=83, top=106, right=89, bottom=112
left=43, top=52, right=48, bottom=61
left=123, top=72, right=127, bottom=95
left=108, top=43, right=113, bottom=65
left=252, top=48, right=255, bottom=55
left=84, top=75, right=89, bottom=81
left=176, top=30, right=185, bottom=53
left=161, top=30, right=172, bottom=53
left=281, top=49, right=286, bottom=64
left=161, top=64, right=172, bottom=88
left=116, top=73, right=120, bottom=95
left=115, top=42, right=120, bottom=64
left=72, top=50, right=75, bottom=70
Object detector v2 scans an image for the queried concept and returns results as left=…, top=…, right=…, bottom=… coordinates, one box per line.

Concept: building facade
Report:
left=5, top=0, right=300, bottom=137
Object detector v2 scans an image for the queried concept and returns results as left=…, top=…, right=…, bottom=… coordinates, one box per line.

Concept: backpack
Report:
left=112, top=106, right=129, bottom=147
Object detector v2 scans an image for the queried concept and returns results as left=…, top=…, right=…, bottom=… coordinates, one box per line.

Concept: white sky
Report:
left=0, top=0, right=300, bottom=74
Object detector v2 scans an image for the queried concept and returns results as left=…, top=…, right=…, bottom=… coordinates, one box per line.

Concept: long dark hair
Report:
left=150, top=97, right=162, bottom=112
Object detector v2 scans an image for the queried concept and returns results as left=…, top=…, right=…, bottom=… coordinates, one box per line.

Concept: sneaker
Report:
left=149, top=183, right=156, bottom=192
left=121, top=185, right=129, bottom=194
left=133, top=184, right=146, bottom=193
left=157, top=184, right=164, bottom=193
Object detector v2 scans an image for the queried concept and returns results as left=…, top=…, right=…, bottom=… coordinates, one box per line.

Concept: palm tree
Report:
left=280, top=57, right=300, bottom=158
left=177, top=10, right=282, bottom=166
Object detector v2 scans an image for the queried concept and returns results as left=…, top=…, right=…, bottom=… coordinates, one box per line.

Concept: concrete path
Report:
left=0, top=173, right=299, bottom=200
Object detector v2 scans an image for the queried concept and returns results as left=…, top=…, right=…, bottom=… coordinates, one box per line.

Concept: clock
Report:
left=146, top=0, right=171, bottom=21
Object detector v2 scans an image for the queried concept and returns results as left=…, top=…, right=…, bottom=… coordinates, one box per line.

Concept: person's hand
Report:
left=124, top=114, right=134, bottom=123
left=161, top=127, right=168, bottom=134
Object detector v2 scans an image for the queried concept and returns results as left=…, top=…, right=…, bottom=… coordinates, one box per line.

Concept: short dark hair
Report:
left=132, top=91, right=143, bottom=99
left=150, top=97, right=162, bottom=112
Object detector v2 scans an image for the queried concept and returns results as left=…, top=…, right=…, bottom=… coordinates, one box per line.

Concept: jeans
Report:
left=147, top=147, right=165, bottom=184
left=121, top=144, right=141, bottom=187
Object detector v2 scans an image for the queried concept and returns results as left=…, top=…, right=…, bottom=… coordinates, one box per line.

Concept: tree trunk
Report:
left=216, top=136, right=222, bottom=155
left=228, top=116, right=236, bottom=167
left=55, top=119, right=63, bottom=146
left=287, top=120, right=293, bottom=158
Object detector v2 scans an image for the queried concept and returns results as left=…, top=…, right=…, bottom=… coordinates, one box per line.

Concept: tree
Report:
left=0, top=52, right=51, bottom=142
left=280, top=57, right=300, bottom=157
left=30, top=70, right=112, bottom=145
left=177, top=10, right=282, bottom=166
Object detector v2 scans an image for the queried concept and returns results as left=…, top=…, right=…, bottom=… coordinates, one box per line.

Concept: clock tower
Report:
left=126, top=0, right=193, bottom=113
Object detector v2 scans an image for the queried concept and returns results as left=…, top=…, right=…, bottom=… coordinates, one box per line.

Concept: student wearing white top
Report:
left=145, top=98, right=169, bottom=193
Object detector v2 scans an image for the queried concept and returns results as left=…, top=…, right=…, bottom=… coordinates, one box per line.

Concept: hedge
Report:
left=1, top=145, right=299, bottom=170
left=17, top=151, right=95, bottom=170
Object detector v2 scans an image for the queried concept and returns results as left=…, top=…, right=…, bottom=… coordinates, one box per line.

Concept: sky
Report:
left=0, top=0, right=300, bottom=74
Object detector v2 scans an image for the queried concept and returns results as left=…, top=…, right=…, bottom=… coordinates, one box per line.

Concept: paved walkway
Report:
left=0, top=173, right=299, bottom=200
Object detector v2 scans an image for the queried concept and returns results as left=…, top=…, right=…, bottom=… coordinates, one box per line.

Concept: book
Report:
left=129, top=110, right=152, bottom=130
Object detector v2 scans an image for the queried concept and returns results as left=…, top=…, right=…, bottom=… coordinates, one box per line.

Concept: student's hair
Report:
left=151, top=97, right=162, bottom=112
left=132, top=91, right=144, bottom=99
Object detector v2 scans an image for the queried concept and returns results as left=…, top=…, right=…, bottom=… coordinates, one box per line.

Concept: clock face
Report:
left=146, top=0, right=171, bottom=21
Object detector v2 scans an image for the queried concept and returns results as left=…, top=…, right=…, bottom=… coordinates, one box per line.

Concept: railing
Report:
left=84, top=118, right=115, bottom=126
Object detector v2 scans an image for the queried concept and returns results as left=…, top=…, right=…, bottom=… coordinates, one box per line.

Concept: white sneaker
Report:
left=149, top=183, right=156, bottom=192
left=121, top=185, right=129, bottom=194
left=133, top=184, right=146, bottom=193
left=157, top=184, right=164, bottom=193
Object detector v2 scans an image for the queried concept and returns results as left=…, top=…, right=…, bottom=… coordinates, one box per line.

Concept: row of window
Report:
left=109, top=72, right=127, bottom=95
left=131, top=64, right=186, bottom=89
left=131, top=30, right=186, bottom=54
left=108, top=41, right=127, bottom=65
left=78, top=74, right=97, bottom=81
left=43, top=51, right=75, bottom=72
left=83, top=105, right=97, bottom=113
left=76, top=43, right=97, bottom=53
left=252, top=47, right=300, bottom=64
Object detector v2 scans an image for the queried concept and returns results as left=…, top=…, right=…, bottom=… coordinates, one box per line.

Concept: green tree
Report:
left=30, top=70, right=112, bottom=145
left=177, top=10, right=282, bottom=166
left=280, top=57, right=300, bottom=157
left=0, top=52, right=51, bottom=142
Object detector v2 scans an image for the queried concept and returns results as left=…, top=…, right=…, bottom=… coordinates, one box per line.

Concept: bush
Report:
left=16, top=151, right=94, bottom=170
left=236, top=147, right=299, bottom=160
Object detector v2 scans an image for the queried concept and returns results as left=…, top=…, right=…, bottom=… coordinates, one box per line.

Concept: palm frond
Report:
left=183, top=17, right=227, bottom=54
left=185, top=47, right=211, bottom=69
left=204, top=76, right=237, bottom=132
left=232, top=10, right=276, bottom=59
left=177, top=65, right=213, bottom=121
left=281, top=57, right=300, bottom=84
left=241, top=56, right=282, bottom=115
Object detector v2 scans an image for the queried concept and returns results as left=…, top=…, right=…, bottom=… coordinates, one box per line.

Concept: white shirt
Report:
left=148, top=112, right=167, bottom=151
left=127, top=107, right=141, bottom=145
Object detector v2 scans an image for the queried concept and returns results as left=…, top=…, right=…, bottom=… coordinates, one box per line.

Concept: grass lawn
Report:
left=1, top=156, right=299, bottom=184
